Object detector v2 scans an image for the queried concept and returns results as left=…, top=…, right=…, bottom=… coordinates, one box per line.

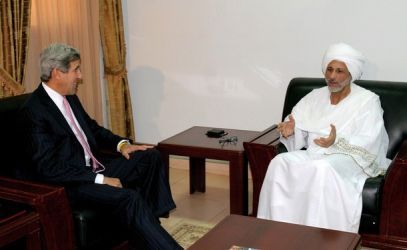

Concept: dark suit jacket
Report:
left=20, top=84, right=126, bottom=184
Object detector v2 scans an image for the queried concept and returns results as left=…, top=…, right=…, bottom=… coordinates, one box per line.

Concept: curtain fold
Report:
left=24, top=0, right=102, bottom=124
left=0, top=0, right=31, bottom=97
left=99, top=0, right=135, bottom=140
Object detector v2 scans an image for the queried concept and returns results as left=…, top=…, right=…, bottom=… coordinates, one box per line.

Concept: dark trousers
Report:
left=67, top=149, right=182, bottom=249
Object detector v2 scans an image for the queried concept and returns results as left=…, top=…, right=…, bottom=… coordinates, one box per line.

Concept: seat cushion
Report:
left=72, top=206, right=129, bottom=249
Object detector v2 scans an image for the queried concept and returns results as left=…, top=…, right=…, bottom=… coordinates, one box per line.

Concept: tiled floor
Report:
left=160, top=158, right=236, bottom=231
left=160, top=157, right=375, bottom=250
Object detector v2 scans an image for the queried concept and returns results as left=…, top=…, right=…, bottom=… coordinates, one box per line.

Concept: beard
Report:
left=328, top=85, right=344, bottom=93
left=325, top=78, right=351, bottom=93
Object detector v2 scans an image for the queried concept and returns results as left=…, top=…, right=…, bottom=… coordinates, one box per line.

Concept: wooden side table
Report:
left=157, top=126, right=259, bottom=215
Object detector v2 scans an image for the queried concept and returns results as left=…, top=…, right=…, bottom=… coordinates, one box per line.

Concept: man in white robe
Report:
left=257, top=43, right=391, bottom=233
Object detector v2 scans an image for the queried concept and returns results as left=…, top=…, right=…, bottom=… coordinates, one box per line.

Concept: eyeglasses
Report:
left=219, top=136, right=238, bottom=146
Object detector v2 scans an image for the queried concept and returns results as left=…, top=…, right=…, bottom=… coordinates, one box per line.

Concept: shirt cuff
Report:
left=95, top=174, right=104, bottom=184
left=117, top=139, right=130, bottom=152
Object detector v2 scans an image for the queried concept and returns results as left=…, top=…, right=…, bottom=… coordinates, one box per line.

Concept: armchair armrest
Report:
left=243, top=125, right=284, bottom=216
left=0, top=209, right=41, bottom=249
left=0, top=176, right=75, bottom=250
left=361, top=139, right=407, bottom=249
left=379, top=139, right=407, bottom=236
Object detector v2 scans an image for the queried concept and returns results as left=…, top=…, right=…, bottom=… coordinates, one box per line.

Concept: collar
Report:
left=42, top=82, right=64, bottom=111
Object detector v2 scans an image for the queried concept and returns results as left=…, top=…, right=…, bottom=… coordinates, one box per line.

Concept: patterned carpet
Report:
left=169, top=220, right=213, bottom=249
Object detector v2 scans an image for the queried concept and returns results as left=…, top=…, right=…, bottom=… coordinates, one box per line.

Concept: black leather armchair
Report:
left=0, top=94, right=128, bottom=249
left=244, top=77, right=407, bottom=249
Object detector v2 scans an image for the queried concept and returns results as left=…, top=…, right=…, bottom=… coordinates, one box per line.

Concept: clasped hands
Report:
left=103, top=143, right=154, bottom=188
left=277, top=114, right=336, bottom=148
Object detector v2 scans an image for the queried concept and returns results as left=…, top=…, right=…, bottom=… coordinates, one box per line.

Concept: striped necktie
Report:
left=63, top=97, right=105, bottom=173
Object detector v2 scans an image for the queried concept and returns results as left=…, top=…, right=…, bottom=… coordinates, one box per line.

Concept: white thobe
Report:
left=257, top=84, right=391, bottom=233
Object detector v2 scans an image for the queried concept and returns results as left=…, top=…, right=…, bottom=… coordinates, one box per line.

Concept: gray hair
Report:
left=40, top=43, right=80, bottom=82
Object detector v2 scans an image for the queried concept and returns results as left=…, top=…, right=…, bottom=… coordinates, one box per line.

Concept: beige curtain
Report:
left=99, top=0, right=135, bottom=140
left=24, top=0, right=102, bottom=123
left=0, top=0, right=31, bottom=97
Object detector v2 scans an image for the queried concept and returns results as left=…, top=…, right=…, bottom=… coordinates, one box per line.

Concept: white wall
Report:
left=122, top=0, right=407, bottom=144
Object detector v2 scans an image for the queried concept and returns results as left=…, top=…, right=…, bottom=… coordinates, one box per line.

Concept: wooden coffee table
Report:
left=189, top=215, right=361, bottom=250
left=157, top=126, right=259, bottom=215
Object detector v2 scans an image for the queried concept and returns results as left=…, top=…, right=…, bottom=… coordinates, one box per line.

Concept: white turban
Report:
left=322, top=43, right=365, bottom=82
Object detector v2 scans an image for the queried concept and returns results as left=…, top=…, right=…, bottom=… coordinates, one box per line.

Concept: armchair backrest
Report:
left=0, top=94, right=31, bottom=177
left=282, top=77, right=407, bottom=159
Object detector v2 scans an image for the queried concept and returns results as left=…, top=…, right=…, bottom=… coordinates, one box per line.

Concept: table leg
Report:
left=229, top=156, right=248, bottom=215
left=190, top=157, right=206, bottom=194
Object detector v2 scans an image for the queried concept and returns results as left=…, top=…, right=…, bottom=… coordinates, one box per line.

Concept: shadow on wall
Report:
left=128, top=66, right=165, bottom=143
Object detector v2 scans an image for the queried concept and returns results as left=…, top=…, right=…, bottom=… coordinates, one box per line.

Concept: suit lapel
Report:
left=65, top=95, right=97, bottom=148
left=36, top=85, right=96, bottom=149
left=36, top=85, right=73, bottom=134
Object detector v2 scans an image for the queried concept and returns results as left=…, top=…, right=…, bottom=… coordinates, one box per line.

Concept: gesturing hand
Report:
left=277, top=114, right=295, bottom=138
left=120, top=144, right=154, bottom=160
left=314, top=124, right=336, bottom=148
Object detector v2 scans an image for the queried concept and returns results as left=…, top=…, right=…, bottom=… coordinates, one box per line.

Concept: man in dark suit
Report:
left=20, top=43, right=182, bottom=249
